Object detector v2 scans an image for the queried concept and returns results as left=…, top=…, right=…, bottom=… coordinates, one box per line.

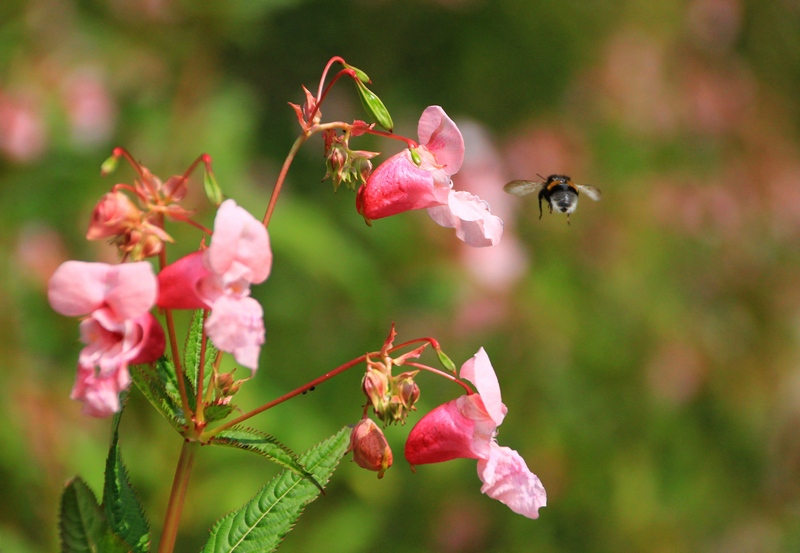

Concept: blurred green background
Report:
left=3, top=0, right=800, bottom=551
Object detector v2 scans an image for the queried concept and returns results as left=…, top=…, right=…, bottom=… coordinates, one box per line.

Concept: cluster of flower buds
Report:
left=87, top=148, right=220, bottom=261
left=322, top=126, right=380, bottom=192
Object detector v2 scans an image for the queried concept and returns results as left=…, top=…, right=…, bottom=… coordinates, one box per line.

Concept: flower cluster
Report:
left=48, top=156, right=272, bottom=416
left=347, top=332, right=546, bottom=519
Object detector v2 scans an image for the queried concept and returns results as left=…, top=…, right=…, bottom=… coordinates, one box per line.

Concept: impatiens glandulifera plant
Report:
left=49, top=56, right=540, bottom=553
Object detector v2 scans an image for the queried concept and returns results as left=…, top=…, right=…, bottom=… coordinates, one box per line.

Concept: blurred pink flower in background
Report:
left=48, top=261, right=165, bottom=416
left=61, top=67, right=117, bottom=148
left=158, top=199, right=272, bottom=370
left=0, top=90, right=47, bottom=162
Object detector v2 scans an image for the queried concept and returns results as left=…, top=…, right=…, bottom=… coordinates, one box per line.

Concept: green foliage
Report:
left=201, top=427, right=350, bottom=553
left=59, top=478, right=129, bottom=553
left=59, top=407, right=149, bottom=553
left=183, top=309, right=220, bottom=410
left=130, top=359, right=186, bottom=431
left=102, top=411, right=150, bottom=553
left=209, top=427, right=322, bottom=490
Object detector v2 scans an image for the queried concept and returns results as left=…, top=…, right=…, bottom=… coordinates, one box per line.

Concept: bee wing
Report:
left=576, top=184, right=602, bottom=201
left=504, top=180, right=544, bottom=197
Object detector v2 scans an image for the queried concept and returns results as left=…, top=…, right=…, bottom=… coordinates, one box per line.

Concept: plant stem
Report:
left=157, top=440, right=199, bottom=553
left=262, top=134, right=308, bottom=228
left=202, top=354, right=367, bottom=440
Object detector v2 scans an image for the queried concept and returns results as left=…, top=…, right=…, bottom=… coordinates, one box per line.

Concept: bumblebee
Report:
left=504, top=174, right=602, bottom=223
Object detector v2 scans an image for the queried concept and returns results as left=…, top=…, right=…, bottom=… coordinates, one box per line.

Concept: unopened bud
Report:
left=203, top=166, right=223, bottom=206
left=100, top=153, right=120, bottom=176
left=348, top=418, right=393, bottom=478
left=396, top=375, right=420, bottom=411
left=86, top=191, right=141, bottom=240
left=362, top=368, right=389, bottom=411
left=354, top=80, right=393, bottom=132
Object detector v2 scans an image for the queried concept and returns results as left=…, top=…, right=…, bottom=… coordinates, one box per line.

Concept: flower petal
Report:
left=48, top=261, right=112, bottom=316
left=417, top=106, right=464, bottom=175
left=477, top=443, right=547, bottom=519
left=103, top=262, right=159, bottom=320
left=356, top=150, right=450, bottom=220
left=459, top=348, right=506, bottom=426
left=206, top=199, right=272, bottom=284
left=157, top=251, right=212, bottom=309
left=204, top=295, right=264, bottom=371
left=70, top=363, right=131, bottom=418
left=405, top=399, right=484, bottom=465
left=427, top=191, right=504, bottom=248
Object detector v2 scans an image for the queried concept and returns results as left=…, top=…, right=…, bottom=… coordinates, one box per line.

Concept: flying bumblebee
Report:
left=504, top=174, right=602, bottom=223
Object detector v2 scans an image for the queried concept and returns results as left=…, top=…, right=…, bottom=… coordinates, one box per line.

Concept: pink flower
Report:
left=405, top=348, right=546, bottom=519
left=356, top=106, right=503, bottom=247
left=48, top=261, right=165, bottom=417
left=158, top=199, right=271, bottom=370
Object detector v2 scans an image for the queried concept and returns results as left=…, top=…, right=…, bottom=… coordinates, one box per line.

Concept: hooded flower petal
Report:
left=157, top=251, right=212, bottom=309
left=204, top=295, right=264, bottom=370
left=416, top=105, right=464, bottom=175
left=459, top=347, right=506, bottom=426
left=427, top=191, right=504, bottom=248
left=356, top=150, right=450, bottom=219
left=405, top=398, right=483, bottom=465
left=477, top=442, right=547, bottom=519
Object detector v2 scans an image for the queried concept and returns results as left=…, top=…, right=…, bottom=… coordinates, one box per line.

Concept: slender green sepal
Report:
left=102, top=401, right=151, bottom=553
left=409, top=147, right=422, bottom=166
left=436, top=347, right=457, bottom=373
left=201, top=428, right=350, bottom=553
left=204, top=166, right=223, bottom=206
left=59, top=478, right=128, bottom=553
left=100, top=154, right=119, bottom=176
left=354, top=80, right=393, bottom=132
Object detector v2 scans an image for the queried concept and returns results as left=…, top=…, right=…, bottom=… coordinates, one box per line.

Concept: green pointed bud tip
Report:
left=410, top=148, right=422, bottom=167
left=100, top=154, right=119, bottom=176
left=203, top=169, right=223, bottom=206
left=436, top=348, right=457, bottom=373
left=344, top=63, right=371, bottom=83
left=355, top=80, right=394, bottom=132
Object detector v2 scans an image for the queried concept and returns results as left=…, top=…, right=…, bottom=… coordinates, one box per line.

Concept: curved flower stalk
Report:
left=356, top=106, right=503, bottom=247
left=404, top=348, right=546, bottom=519
left=48, top=261, right=165, bottom=416
left=157, top=199, right=272, bottom=370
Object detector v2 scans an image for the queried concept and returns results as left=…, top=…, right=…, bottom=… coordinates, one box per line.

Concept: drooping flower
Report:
left=404, top=348, right=546, bottom=519
left=356, top=106, right=503, bottom=247
left=348, top=418, right=393, bottom=479
left=48, top=261, right=165, bottom=417
left=157, top=199, right=271, bottom=370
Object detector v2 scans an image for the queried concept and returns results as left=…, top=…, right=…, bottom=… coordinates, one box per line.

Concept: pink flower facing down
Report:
left=405, top=348, right=546, bottom=519
left=157, top=199, right=271, bottom=371
left=356, top=106, right=503, bottom=247
left=48, top=261, right=165, bottom=417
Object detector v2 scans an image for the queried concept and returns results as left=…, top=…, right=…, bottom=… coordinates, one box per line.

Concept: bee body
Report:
left=504, top=174, right=601, bottom=223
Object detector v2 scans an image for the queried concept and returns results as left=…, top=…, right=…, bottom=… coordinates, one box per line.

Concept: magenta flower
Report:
left=356, top=106, right=503, bottom=247
left=157, top=199, right=272, bottom=370
left=405, top=348, right=546, bottom=519
left=48, top=261, right=165, bottom=417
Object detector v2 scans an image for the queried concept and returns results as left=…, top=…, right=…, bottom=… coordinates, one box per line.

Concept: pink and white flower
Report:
left=405, top=348, right=546, bottom=519
left=356, top=106, right=503, bottom=247
left=48, top=261, right=165, bottom=417
left=157, top=199, right=271, bottom=370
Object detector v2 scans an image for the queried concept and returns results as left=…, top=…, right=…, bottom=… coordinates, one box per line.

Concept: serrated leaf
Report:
left=183, top=309, right=218, bottom=409
left=209, top=428, right=319, bottom=489
left=130, top=362, right=185, bottom=430
left=201, top=427, right=350, bottom=553
left=59, top=478, right=128, bottom=553
left=204, top=402, right=236, bottom=424
left=102, top=405, right=151, bottom=553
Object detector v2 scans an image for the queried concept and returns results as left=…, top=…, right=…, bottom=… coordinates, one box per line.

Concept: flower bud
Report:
left=396, top=374, right=420, bottom=411
left=362, top=367, right=389, bottom=411
left=354, top=80, right=393, bottom=132
left=348, top=418, right=393, bottom=478
left=86, top=191, right=141, bottom=240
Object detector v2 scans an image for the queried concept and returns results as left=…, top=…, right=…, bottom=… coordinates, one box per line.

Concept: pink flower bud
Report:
left=348, top=418, right=393, bottom=478
left=86, top=191, right=141, bottom=240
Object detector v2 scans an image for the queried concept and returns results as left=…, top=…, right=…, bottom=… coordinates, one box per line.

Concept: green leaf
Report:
left=102, top=403, right=151, bottom=553
left=204, top=402, right=236, bottom=424
left=209, top=427, right=320, bottom=489
left=130, top=361, right=185, bottom=430
left=59, top=478, right=128, bottom=553
left=201, top=427, right=350, bottom=553
left=183, top=309, right=218, bottom=408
